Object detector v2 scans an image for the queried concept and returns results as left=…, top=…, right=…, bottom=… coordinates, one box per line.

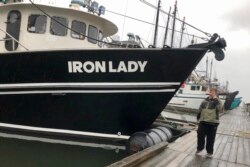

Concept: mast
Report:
left=191, top=35, right=195, bottom=44
left=162, top=6, right=171, bottom=46
left=226, top=81, right=229, bottom=92
left=170, top=0, right=177, bottom=48
left=153, top=0, right=161, bottom=47
left=209, top=59, right=213, bottom=85
left=206, top=56, right=208, bottom=79
left=179, top=16, right=185, bottom=48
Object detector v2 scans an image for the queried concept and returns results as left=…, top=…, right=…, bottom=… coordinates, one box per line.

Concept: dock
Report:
left=108, top=108, right=250, bottom=167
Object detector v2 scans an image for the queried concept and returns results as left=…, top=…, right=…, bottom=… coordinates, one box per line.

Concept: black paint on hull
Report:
left=0, top=48, right=207, bottom=135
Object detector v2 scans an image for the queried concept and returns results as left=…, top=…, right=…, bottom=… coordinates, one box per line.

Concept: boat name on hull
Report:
left=68, top=61, right=148, bottom=73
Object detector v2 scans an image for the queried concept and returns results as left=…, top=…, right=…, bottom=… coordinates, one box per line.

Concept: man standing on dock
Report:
left=196, top=88, right=221, bottom=158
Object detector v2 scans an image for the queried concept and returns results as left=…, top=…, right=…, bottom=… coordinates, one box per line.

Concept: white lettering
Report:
left=109, top=61, right=117, bottom=73
left=95, top=61, right=106, bottom=73
left=69, top=61, right=148, bottom=73
left=128, top=61, right=138, bottom=72
left=72, top=61, right=83, bottom=73
left=68, top=61, right=73, bottom=73
left=83, top=61, right=95, bottom=73
left=138, top=61, right=148, bottom=72
left=117, top=61, right=128, bottom=72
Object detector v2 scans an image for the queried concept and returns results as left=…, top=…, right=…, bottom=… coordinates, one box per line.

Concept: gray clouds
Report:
left=222, top=2, right=250, bottom=31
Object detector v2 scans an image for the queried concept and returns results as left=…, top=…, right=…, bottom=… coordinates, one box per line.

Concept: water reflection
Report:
left=0, top=133, right=127, bottom=167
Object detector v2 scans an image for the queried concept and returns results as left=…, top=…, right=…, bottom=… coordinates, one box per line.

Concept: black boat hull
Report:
left=0, top=48, right=207, bottom=135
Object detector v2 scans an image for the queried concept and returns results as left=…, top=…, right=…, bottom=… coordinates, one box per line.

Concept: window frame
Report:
left=98, top=30, right=103, bottom=47
left=71, top=20, right=86, bottom=40
left=87, top=25, right=98, bottom=44
left=202, top=86, right=207, bottom=91
left=50, top=16, right=68, bottom=36
left=27, top=14, right=47, bottom=34
left=5, top=10, right=21, bottom=51
left=191, top=86, right=196, bottom=91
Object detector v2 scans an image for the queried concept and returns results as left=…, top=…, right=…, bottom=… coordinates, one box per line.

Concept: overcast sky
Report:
left=56, top=0, right=250, bottom=103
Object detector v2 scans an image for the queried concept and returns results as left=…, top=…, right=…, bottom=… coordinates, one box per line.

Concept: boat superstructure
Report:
left=0, top=1, right=117, bottom=51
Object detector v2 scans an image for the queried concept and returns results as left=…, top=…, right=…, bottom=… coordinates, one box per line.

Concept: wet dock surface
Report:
left=109, top=108, right=250, bottom=167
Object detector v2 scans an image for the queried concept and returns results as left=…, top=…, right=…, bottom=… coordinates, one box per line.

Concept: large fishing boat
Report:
left=0, top=0, right=226, bottom=138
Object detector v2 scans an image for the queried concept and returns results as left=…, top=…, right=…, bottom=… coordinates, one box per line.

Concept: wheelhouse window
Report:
left=5, top=10, right=21, bottom=51
left=98, top=31, right=103, bottom=47
left=71, top=20, right=86, bottom=40
left=27, top=15, right=47, bottom=34
left=191, top=86, right=196, bottom=91
left=202, top=86, right=207, bottom=91
left=128, top=44, right=133, bottom=48
left=191, top=85, right=201, bottom=91
left=50, top=16, right=68, bottom=36
left=88, top=25, right=98, bottom=44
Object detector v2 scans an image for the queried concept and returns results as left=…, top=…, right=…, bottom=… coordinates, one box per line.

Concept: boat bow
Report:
left=188, top=33, right=227, bottom=61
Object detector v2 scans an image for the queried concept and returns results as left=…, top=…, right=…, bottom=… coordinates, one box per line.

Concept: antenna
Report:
left=70, top=0, right=105, bottom=16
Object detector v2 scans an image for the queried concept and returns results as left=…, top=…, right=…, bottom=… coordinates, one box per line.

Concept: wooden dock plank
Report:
left=214, top=135, right=228, bottom=159
left=200, top=158, right=212, bottom=167
left=243, top=137, right=250, bottom=166
left=220, top=142, right=231, bottom=161
left=236, top=137, right=245, bottom=165
left=178, top=155, right=196, bottom=167
left=226, top=162, right=236, bottom=167
left=228, top=136, right=239, bottom=163
left=169, top=131, right=197, bottom=152
left=138, top=149, right=173, bottom=167
left=154, top=150, right=181, bottom=167
left=206, top=159, right=220, bottom=167
left=108, top=142, right=168, bottom=167
left=109, top=108, right=250, bottom=167
left=164, top=152, right=188, bottom=167
left=169, top=131, right=196, bottom=150
left=218, top=161, right=227, bottom=167
left=183, top=155, right=207, bottom=167
left=236, top=164, right=249, bottom=167
left=184, top=143, right=197, bottom=154
left=246, top=138, right=250, bottom=165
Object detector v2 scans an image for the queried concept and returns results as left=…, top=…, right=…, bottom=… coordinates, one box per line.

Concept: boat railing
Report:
left=0, top=26, right=29, bottom=51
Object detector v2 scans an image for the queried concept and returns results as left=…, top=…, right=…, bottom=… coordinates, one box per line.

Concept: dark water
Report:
left=0, top=133, right=127, bottom=167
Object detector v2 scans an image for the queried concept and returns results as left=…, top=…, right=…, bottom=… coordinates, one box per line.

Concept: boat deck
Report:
left=109, top=108, right=250, bottom=167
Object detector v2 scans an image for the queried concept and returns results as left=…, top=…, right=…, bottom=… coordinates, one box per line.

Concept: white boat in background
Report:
left=167, top=72, right=229, bottom=113
left=168, top=82, right=210, bottom=112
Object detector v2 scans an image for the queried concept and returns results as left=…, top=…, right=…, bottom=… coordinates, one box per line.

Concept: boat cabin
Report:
left=0, top=0, right=118, bottom=52
left=178, top=83, right=208, bottom=95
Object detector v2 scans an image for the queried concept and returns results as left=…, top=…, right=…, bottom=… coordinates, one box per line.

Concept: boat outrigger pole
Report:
left=170, top=0, right=177, bottom=48
left=140, top=0, right=212, bottom=39
left=153, top=0, right=161, bottom=47
left=163, top=6, right=171, bottom=47
left=179, top=17, right=185, bottom=48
